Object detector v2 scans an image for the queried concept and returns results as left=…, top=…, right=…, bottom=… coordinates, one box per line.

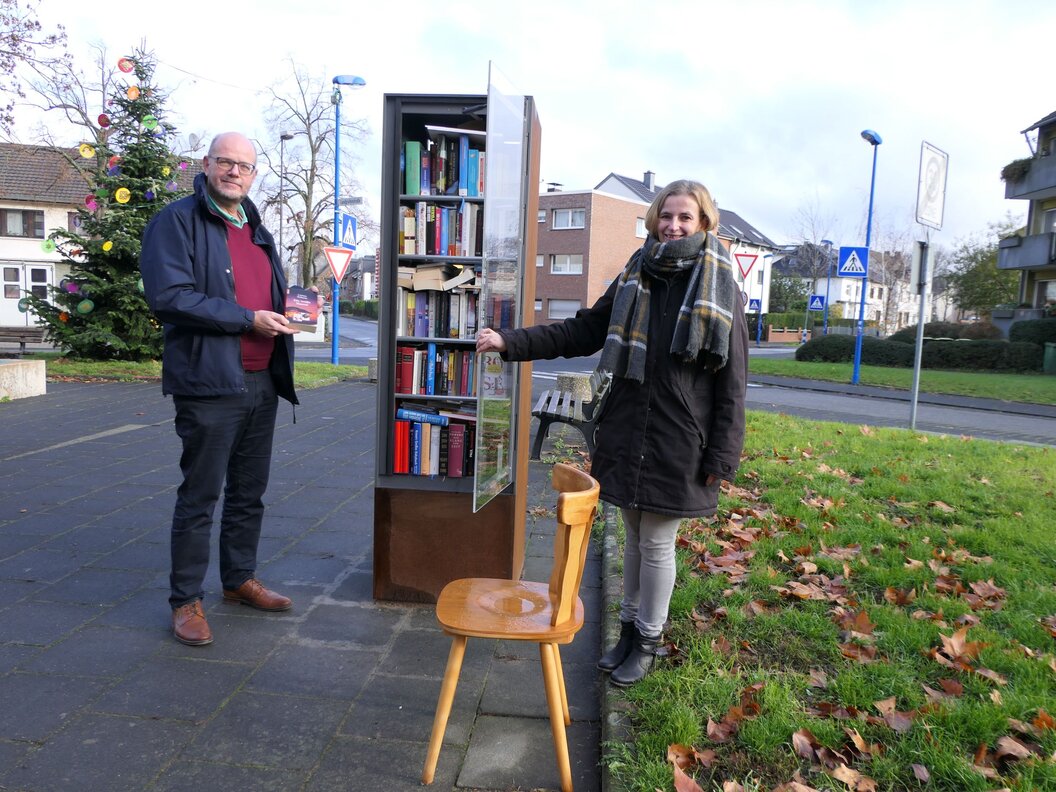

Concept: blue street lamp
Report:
left=852, top=129, right=881, bottom=385
left=821, top=239, right=833, bottom=335
left=330, top=74, right=366, bottom=365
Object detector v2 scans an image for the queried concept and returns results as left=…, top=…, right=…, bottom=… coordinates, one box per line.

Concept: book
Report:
left=477, top=151, right=486, bottom=197
left=429, top=421, right=441, bottom=476
left=467, top=149, right=480, bottom=198
left=438, top=425, right=449, bottom=476
left=447, top=422, right=465, bottom=477
left=410, top=422, right=422, bottom=475
left=401, top=206, right=416, bottom=255
left=420, top=422, right=431, bottom=475
left=425, top=342, right=437, bottom=395
left=284, top=286, right=319, bottom=331
left=414, top=291, right=429, bottom=337
left=434, top=134, right=447, bottom=195
left=396, top=408, right=448, bottom=426
left=393, top=419, right=410, bottom=474
left=411, top=349, right=424, bottom=394
left=415, top=203, right=427, bottom=255
left=458, top=134, right=469, bottom=196
left=420, top=148, right=431, bottom=196
left=404, top=141, right=421, bottom=195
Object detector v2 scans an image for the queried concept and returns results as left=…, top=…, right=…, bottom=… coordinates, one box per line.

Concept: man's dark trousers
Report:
left=169, top=370, right=278, bottom=608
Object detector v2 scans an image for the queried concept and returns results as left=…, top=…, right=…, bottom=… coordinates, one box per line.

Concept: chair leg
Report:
left=540, top=642, right=574, bottom=792
left=422, top=635, right=467, bottom=784
left=552, top=643, right=571, bottom=726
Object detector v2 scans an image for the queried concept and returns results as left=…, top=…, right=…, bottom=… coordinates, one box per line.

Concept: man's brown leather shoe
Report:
left=222, top=579, right=292, bottom=612
left=172, top=600, right=213, bottom=646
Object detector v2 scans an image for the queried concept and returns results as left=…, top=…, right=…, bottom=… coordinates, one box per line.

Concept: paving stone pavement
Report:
left=0, top=378, right=607, bottom=792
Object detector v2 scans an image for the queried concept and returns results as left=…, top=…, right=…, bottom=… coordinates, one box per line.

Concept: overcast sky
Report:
left=25, top=0, right=1056, bottom=255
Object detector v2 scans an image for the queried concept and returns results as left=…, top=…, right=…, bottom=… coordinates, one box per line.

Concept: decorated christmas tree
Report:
left=25, top=49, right=190, bottom=360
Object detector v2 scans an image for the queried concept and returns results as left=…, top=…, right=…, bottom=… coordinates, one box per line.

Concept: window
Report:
left=635, top=217, right=646, bottom=238
left=536, top=254, right=544, bottom=268
left=757, top=270, right=764, bottom=285
left=537, top=209, right=545, bottom=223
left=552, top=208, right=585, bottom=229
left=534, top=299, right=542, bottom=312
left=1, top=209, right=45, bottom=238
left=1044, top=208, right=1056, bottom=232
left=550, top=254, right=583, bottom=275
left=29, top=267, right=48, bottom=298
left=548, top=299, right=581, bottom=320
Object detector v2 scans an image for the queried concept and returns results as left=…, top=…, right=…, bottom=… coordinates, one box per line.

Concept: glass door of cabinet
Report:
left=473, top=63, right=528, bottom=512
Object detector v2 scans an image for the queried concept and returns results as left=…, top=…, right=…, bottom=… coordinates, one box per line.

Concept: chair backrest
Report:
left=547, top=463, right=600, bottom=627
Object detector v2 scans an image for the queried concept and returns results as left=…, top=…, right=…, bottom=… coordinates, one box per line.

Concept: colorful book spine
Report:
left=447, top=423, right=465, bottom=477
left=458, top=134, right=469, bottom=196
left=425, top=342, right=437, bottom=395
left=410, top=422, right=422, bottom=475
left=420, top=148, right=431, bottom=196
left=467, top=149, right=480, bottom=198
left=429, top=423, right=441, bottom=476
left=404, top=141, right=421, bottom=195
left=396, top=408, right=449, bottom=426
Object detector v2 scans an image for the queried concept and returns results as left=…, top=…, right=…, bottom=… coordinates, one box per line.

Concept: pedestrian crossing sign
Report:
left=809, top=295, right=825, bottom=311
left=837, top=246, right=869, bottom=277
left=748, top=298, right=761, bottom=312
left=340, top=213, right=358, bottom=251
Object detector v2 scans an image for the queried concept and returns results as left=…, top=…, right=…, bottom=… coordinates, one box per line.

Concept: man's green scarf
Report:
left=599, top=231, right=738, bottom=383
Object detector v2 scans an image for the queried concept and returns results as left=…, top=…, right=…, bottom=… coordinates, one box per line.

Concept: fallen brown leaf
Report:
left=911, top=763, right=930, bottom=782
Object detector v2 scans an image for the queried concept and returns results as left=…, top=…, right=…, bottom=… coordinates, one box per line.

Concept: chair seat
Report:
left=436, top=578, right=584, bottom=643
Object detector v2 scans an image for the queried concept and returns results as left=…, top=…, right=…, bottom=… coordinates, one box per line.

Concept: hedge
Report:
left=1009, top=317, right=1056, bottom=346
left=796, top=335, right=1043, bottom=371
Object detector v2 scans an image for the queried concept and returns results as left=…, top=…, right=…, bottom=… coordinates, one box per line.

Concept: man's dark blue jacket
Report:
left=140, top=173, right=297, bottom=404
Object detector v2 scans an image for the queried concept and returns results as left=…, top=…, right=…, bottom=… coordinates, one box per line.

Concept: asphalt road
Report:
left=314, top=317, right=1056, bottom=447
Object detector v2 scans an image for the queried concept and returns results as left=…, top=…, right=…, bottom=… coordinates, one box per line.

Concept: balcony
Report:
left=1004, top=152, right=1056, bottom=200
left=997, top=232, right=1056, bottom=270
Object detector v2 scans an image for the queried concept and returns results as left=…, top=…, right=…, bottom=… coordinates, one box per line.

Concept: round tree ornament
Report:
left=76, top=299, right=95, bottom=315
left=141, top=114, right=158, bottom=130
left=78, top=143, right=95, bottom=159
left=117, top=57, right=134, bottom=73
left=41, top=239, right=56, bottom=252
left=126, top=85, right=141, bottom=100
left=17, top=297, right=29, bottom=313
left=97, top=113, right=110, bottom=128
left=102, top=240, right=114, bottom=251
left=59, top=312, right=69, bottom=322
left=114, top=188, right=131, bottom=204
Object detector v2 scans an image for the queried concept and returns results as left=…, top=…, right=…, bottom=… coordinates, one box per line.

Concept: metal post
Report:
left=852, top=131, right=881, bottom=385
left=909, top=240, right=929, bottom=429
left=822, top=239, right=833, bottom=335
left=331, top=87, right=341, bottom=366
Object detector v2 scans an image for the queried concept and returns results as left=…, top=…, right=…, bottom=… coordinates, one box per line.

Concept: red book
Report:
left=397, top=345, right=414, bottom=394
left=447, top=422, right=465, bottom=477
left=394, top=419, right=410, bottom=474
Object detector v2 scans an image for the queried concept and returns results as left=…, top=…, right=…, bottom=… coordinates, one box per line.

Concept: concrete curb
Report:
left=599, top=503, right=633, bottom=792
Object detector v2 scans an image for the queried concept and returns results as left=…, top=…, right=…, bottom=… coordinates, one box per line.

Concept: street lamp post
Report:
left=330, top=74, right=366, bottom=365
left=279, top=131, right=294, bottom=283
left=852, top=129, right=882, bottom=385
left=821, top=238, right=833, bottom=335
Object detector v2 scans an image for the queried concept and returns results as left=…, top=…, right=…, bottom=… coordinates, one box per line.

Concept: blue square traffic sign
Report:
left=837, top=246, right=869, bottom=278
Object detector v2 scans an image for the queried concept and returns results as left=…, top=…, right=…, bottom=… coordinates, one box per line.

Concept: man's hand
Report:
left=252, top=310, right=298, bottom=337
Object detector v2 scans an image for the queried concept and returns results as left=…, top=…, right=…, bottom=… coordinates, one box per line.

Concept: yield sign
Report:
left=323, top=246, right=354, bottom=282
left=734, top=252, right=757, bottom=279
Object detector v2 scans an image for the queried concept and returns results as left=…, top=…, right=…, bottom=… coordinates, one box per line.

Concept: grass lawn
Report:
left=30, top=354, right=366, bottom=389
left=749, top=357, right=1056, bottom=406
left=607, top=411, right=1056, bottom=791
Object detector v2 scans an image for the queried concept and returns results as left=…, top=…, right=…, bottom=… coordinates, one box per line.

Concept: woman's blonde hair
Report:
left=644, top=179, right=720, bottom=236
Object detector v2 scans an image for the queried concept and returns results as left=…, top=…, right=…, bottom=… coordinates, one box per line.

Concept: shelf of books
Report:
left=373, top=75, right=541, bottom=603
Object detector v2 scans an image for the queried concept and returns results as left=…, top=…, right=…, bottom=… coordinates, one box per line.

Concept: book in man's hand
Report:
left=285, top=286, right=320, bottom=332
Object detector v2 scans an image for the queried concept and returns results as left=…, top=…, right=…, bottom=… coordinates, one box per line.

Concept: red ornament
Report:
left=118, top=57, right=134, bottom=73
left=97, top=113, right=110, bottom=128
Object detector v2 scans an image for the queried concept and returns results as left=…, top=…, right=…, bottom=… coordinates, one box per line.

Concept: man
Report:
left=141, top=132, right=299, bottom=646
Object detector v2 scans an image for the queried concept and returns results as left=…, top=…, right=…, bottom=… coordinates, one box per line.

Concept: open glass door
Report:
left=473, top=63, right=527, bottom=512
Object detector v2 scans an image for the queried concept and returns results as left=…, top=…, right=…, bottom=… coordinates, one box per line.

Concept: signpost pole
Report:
left=853, top=130, right=882, bottom=385
left=909, top=240, right=929, bottom=430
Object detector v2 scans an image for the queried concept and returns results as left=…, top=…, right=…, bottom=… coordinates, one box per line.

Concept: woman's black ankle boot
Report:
left=609, top=627, right=659, bottom=687
left=597, top=620, right=635, bottom=672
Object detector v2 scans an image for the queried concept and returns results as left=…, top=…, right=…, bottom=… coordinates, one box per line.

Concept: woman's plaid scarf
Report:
left=599, top=231, right=738, bottom=383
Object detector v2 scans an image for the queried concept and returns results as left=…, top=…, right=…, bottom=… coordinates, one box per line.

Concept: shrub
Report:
left=795, top=334, right=854, bottom=362
left=1009, top=317, right=1056, bottom=345
left=888, top=321, right=964, bottom=343
left=1001, top=341, right=1044, bottom=371
left=339, top=300, right=355, bottom=315
left=861, top=337, right=915, bottom=367
left=958, top=321, right=1003, bottom=340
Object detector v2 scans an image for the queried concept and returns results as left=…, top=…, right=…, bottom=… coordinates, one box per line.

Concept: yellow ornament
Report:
left=79, top=143, right=95, bottom=158
left=161, top=166, right=171, bottom=177
left=115, top=188, right=131, bottom=204
left=102, top=240, right=114, bottom=251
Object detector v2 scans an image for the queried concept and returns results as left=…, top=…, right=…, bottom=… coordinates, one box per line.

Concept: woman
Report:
left=477, top=179, right=748, bottom=686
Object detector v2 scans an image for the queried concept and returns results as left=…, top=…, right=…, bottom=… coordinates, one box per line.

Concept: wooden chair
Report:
left=421, top=462, right=601, bottom=792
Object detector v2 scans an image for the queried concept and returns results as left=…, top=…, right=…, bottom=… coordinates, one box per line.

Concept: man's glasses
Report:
left=210, top=157, right=256, bottom=175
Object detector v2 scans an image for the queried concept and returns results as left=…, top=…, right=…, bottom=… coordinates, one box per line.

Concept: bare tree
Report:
left=257, top=61, right=373, bottom=290
left=1, top=0, right=70, bottom=137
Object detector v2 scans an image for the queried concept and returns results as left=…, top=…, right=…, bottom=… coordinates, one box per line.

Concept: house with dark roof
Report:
left=0, top=144, right=92, bottom=326
left=532, top=171, right=781, bottom=324
left=0, top=143, right=201, bottom=328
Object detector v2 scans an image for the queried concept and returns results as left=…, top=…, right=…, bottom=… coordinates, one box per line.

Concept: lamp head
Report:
left=332, top=75, right=366, bottom=87
left=821, top=239, right=833, bottom=247
left=861, top=129, right=882, bottom=146
left=280, top=132, right=294, bottom=141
